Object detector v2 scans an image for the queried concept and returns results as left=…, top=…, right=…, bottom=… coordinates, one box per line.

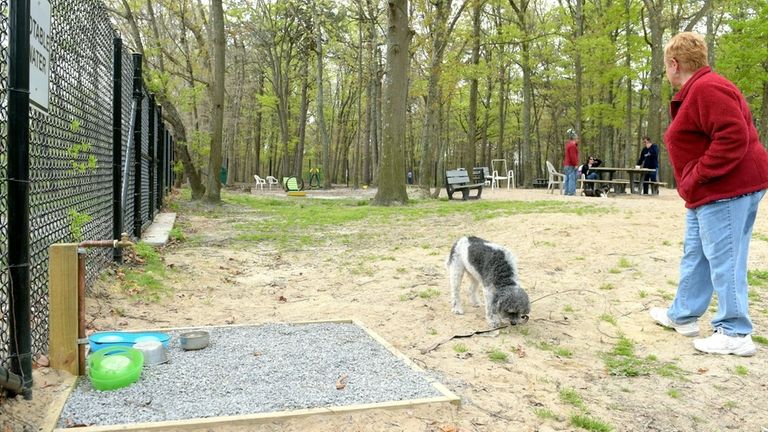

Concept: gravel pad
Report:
left=57, top=322, right=443, bottom=427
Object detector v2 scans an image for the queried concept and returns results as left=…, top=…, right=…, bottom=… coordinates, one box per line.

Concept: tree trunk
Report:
left=373, top=0, right=410, bottom=205
left=205, top=0, right=225, bottom=203
left=162, top=100, right=205, bottom=199
left=466, top=0, right=482, bottom=169
left=314, top=2, right=332, bottom=189
left=295, top=62, right=309, bottom=178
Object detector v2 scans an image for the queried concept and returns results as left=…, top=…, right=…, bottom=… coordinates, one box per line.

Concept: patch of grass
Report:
left=657, top=289, right=674, bottom=301
left=120, top=242, right=171, bottom=302
left=752, top=335, right=768, bottom=345
left=599, top=283, right=615, bottom=291
left=618, top=257, right=632, bottom=268
left=427, top=327, right=437, bottom=335
left=223, top=192, right=610, bottom=248
left=395, top=267, right=407, bottom=273
left=733, top=365, right=748, bottom=376
left=667, top=389, right=681, bottom=398
left=753, top=232, right=768, bottom=242
left=559, top=388, right=585, bottom=409
left=533, top=407, right=558, bottom=420
left=748, top=269, right=768, bottom=287
left=536, top=341, right=573, bottom=358
left=638, top=290, right=648, bottom=299
left=599, top=314, right=617, bottom=326
left=662, top=240, right=672, bottom=246
left=570, top=414, right=613, bottom=432
left=418, top=288, right=441, bottom=299
left=666, top=279, right=677, bottom=286
left=564, top=304, right=574, bottom=312
left=723, top=400, right=737, bottom=409
left=453, top=343, right=469, bottom=353
left=169, top=227, right=185, bottom=242
left=608, top=268, right=621, bottom=274
left=602, top=336, right=684, bottom=379
left=488, top=349, right=508, bottom=363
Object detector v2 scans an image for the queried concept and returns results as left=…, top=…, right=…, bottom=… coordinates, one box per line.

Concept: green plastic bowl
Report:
left=88, top=346, right=144, bottom=391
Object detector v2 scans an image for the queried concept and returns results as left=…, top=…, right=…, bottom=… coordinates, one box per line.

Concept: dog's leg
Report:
left=449, top=267, right=465, bottom=315
left=483, top=288, right=501, bottom=328
left=467, top=275, right=481, bottom=308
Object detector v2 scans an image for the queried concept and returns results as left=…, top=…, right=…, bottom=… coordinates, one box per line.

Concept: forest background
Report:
left=106, top=0, right=768, bottom=202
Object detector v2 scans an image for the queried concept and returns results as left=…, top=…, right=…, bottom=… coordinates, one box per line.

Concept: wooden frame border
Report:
left=49, top=319, right=460, bottom=432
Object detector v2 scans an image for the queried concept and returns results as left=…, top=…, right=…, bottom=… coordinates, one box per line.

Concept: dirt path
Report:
left=4, top=186, right=768, bottom=432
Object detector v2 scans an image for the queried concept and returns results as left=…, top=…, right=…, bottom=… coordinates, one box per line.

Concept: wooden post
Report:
left=48, top=244, right=80, bottom=375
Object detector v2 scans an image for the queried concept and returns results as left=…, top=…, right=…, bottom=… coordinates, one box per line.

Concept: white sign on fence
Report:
left=30, top=0, right=51, bottom=112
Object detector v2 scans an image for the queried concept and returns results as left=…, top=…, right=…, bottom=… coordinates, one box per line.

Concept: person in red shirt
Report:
left=563, top=130, right=579, bottom=195
left=649, top=32, right=768, bottom=356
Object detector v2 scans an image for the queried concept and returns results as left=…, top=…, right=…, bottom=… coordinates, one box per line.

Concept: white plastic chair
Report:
left=265, top=176, right=279, bottom=190
left=253, top=175, right=267, bottom=190
left=490, top=159, right=515, bottom=189
left=545, top=161, right=565, bottom=194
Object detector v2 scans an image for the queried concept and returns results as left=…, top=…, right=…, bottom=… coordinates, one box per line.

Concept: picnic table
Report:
left=588, top=167, right=660, bottom=195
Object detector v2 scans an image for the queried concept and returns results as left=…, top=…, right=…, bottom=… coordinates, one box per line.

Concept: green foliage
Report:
left=67, top=141, right=98, bottom=174
left=418, top=288, right=441, bottom=299
left=121, top=242, right=170, bottom=302
left=747, top=269, right=768, bottom=287
left=570, top=414, right=613, bottom=432
left=169, top=227, right=186, bottom=242
left=488, top=349, right=508, bottom=363
left=533, top=408, right=558, bottom=420
left=734, top=365, right=749, bottom=376
left=453, top=343, right=469, bottom=353
left=753, top=335, right=768, bottom=345
left=602, top=336, right=683, bottom=379
left=68, top=209, right=92, bottom=241
left=559, top=388, right=585, bottom=409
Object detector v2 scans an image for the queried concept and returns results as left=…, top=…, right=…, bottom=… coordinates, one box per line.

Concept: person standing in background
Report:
left=563, top=130, right=579, bottom=195
left=636, top=136, right=659, bottom=194
left=649, top=32, right=768, bottom=356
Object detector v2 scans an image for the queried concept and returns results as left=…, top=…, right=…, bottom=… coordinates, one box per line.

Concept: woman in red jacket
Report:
left=649, top=32, right=768, bottom=356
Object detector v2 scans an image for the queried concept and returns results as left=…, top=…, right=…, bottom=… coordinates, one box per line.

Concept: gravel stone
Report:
left=57, top=322, right=442, bottom=427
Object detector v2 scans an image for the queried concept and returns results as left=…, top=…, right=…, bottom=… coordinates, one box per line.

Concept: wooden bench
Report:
left=445, top=169, right=484, bottom=200
left=581, top=179, right=630, bottom=196
left=642, top=181, right=668, bottom=195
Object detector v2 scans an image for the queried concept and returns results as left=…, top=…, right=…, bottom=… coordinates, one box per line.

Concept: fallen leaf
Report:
left=515, top=345, right=527, bottom=358
left=335, top=374, right=349, bottom=390
left=278, top=295, right=287, bottom=302
left=439, top=424, right=459, bottom=432
left=697, top=367, right=708, bottom=374
left=35, top=354, right=50, bottom=367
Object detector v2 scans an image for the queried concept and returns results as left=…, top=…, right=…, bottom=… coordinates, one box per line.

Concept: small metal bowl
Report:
left=179, top=331, right=210, bottom=351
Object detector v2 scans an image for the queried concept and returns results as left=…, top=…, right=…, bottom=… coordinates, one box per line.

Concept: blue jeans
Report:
left=564, top=166, right=577, bottom=195
left=667, top=190, right=766, bottom=336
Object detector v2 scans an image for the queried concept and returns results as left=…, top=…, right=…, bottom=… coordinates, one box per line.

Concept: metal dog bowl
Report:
left=179, top=331, right=209, bottom=351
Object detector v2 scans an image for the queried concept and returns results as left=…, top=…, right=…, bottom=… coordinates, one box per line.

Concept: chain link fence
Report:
left=1, top=0, right=175, bottom=370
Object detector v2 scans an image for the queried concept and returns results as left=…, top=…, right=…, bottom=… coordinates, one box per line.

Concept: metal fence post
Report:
left=112, top=37, right=123, bottom=264
left=156, top=105, right=164, bottom=209
left=7, top=0, right=33, bottom=398
left=148, top=94, right=155, bottom=220
left=132, top=53, right=143, bottom=238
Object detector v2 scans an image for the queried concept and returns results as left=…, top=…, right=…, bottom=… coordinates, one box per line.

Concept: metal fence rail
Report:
left=1, top=0, right=175, bottom=388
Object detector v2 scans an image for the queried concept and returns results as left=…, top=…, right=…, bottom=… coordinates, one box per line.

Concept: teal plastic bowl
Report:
left=88, top=346, right=144, bottom=391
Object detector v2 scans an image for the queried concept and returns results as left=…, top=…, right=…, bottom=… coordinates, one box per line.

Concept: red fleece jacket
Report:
left=664, top=66, right=768, bottom=208
left=563, top=140, right=579, bottom=167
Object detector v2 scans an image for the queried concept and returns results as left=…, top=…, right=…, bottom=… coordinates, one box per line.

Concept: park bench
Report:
left=581, top=179, right=629, bottom=196
left=445, top=169, right=484, bottom=200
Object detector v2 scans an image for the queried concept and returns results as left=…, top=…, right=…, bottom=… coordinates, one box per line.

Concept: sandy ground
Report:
left=3, top=185, right=768, bottom=432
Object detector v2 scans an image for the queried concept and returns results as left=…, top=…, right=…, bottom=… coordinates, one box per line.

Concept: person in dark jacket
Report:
left=649, top=32, right=768, bottom=357
left=579, top=156, right=602, bottom=180
left=636, top=136, right=659, bottom=194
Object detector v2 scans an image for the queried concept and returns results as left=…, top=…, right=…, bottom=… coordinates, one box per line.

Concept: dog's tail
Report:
left=445, top=238, right=460, bottom=269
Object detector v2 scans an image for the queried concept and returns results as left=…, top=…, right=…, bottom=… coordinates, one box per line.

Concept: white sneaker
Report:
left=649, top=307, right=700, bottom=337
left=693, top=328, right=757, bottom=356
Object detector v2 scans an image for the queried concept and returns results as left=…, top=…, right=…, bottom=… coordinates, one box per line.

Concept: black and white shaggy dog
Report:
left=446, top=236, right=530, bottom=328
